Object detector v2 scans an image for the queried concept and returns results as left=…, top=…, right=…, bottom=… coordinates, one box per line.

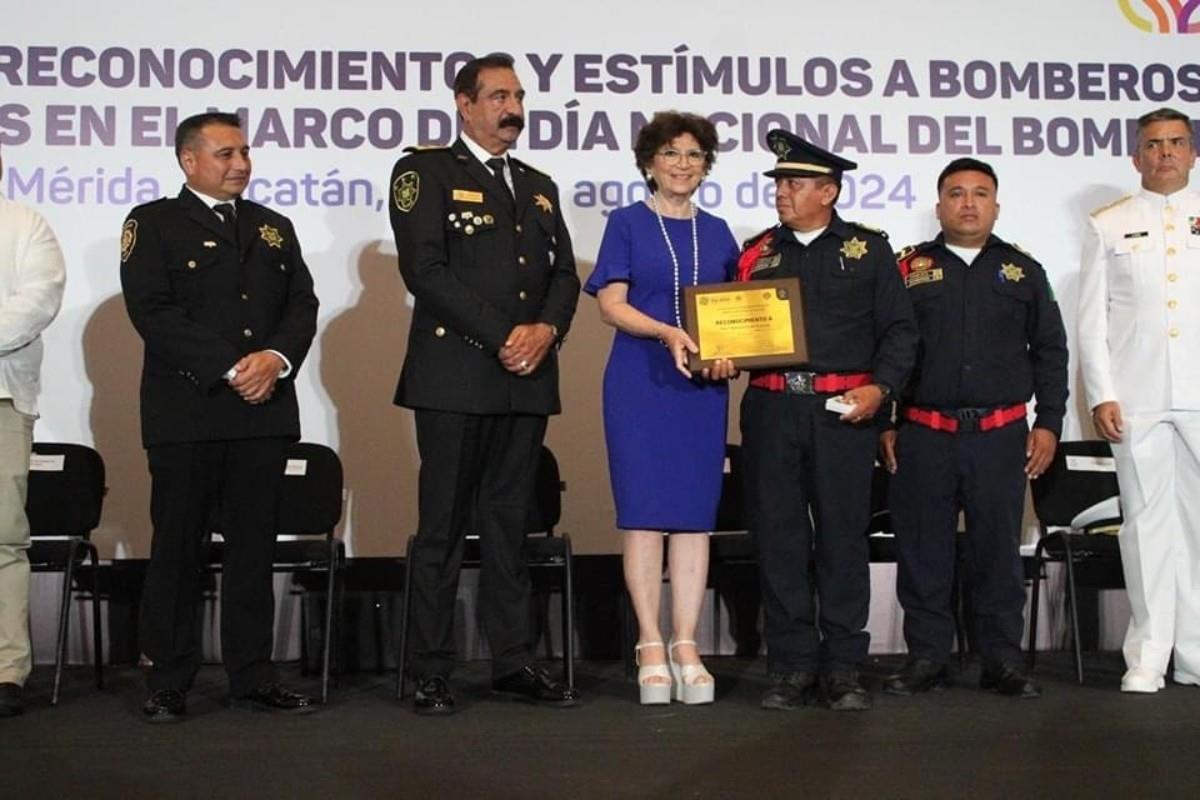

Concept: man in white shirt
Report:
left=0, top=144, right=66, bottom=716
left=1077, top=107, right=1200, bottom=693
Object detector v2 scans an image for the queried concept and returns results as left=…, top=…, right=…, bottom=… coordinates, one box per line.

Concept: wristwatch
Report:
left=874, top=382, right=893, bottom=401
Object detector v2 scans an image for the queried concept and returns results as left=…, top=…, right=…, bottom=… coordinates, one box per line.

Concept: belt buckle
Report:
left=785, top=371, right=815, bottom=395
left=955, top=407, right=982, bottom=432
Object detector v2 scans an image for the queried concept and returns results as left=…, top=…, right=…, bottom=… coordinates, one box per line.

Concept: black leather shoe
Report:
left=414, top=675, right=455, bottom=716
left=761, top=671, right=816, bottom=711
left=230, top=683, right=317, bottom=714
left=823, top=669, right=872, bottom=711
left=0, top=682, right=25, bottom=717
left=492, top=665, right=579, bottom=707
left=883, top=658, right=950, bottom=696
left=142, top=688, right=186, bottom=723
left=981, top=663, right=1041, bottom=698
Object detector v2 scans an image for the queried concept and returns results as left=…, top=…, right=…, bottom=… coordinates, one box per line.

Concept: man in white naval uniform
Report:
left=1077, top=107, right=1200, bottom=694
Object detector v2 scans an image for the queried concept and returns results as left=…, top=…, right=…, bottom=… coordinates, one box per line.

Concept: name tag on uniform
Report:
left=452, top=189, right=484, bottom=203
left=905, top=268, right=944, bottom=288
left=1122, top=231, right=1149, bottom=239
left=750, top=254, right=780, bottom=274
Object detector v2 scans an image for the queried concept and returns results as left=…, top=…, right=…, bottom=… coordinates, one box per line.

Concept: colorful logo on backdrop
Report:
left=1119, top=0, right=1200, bottom=33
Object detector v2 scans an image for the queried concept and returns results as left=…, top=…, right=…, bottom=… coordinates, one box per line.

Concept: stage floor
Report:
left=4, top=653, right=1198, bottom=799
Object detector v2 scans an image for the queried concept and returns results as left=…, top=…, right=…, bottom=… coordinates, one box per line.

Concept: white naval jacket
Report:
left=0, top=193, right=66, bottom=417
left=1078, top=186, right=1200, bottom=415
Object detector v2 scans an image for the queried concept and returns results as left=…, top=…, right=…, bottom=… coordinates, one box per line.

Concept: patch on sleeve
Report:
left=393, top=171, right=420, bottom=213
left=120, top=219, right=138, bottom=263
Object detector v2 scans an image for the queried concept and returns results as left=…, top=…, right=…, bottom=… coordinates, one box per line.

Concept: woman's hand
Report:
left=659, top=325, right=699, bottom=379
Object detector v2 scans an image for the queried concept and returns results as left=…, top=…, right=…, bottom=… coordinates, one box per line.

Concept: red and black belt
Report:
left=749, top=370, right=873, bottom=395
left=902, top=403, right=1026, bottom=433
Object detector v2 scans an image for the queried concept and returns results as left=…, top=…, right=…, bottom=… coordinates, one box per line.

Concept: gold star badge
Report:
left=120, top=219, right=138, bottom=263
left=840, top=237, right=868, bottom=260
left=259, top=224, right=284, bottom=249
left=533, top=193, right=553, bottom=214
left=1000, top=262, right=1025, bottom=283
left=393, top=171, right=420, bottom=213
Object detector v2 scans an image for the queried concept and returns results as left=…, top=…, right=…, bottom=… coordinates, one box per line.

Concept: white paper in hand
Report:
left=825, top=396, right=857, bottom=415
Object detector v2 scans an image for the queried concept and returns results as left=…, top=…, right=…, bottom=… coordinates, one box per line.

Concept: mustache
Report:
left=499, top=114, right=525, bottom=131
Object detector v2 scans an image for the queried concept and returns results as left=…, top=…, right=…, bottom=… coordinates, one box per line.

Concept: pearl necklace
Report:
left=650, top=195, right=699, bottom=328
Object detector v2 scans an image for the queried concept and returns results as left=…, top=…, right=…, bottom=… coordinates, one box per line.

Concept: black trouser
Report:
left=889, top=422, right=1028, bottom=667
left=139, top=437, right=287, bottom=695
left=409, top=409, right=546, bottom=680
left=741, top=388, right=876, bottom=673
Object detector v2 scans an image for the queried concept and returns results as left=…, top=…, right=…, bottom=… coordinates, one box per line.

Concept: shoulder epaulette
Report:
left=1010, top=241, right=1040, bottom=262
left=128, top=196, right=171, bottom=215
left=1089, top=194, right=1133, bottom=218
left=742, top=226, right=776, bottom=250
left=848, top=220, right=888, bottom=240
left=509, top=156, right=550, bottom=179
left=401, top=145, right=452, bottom=155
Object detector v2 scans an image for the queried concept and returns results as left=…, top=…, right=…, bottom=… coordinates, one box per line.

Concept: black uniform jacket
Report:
left=388, top=139, right=580, bottom=416
left=120, top=186, right=319, bottom=447
left=742, top=213, right=917, bottom=394
left=895, top=234, right=1069, bottom=436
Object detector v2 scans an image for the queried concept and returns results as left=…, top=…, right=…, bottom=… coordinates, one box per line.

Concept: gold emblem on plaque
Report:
left=911, top=255, right=933, bottom=271
left=840, top=237, right=868, bottom=260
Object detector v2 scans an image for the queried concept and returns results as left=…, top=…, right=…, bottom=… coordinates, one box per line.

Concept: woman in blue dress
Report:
left=584, top=112, right=739, bottom=705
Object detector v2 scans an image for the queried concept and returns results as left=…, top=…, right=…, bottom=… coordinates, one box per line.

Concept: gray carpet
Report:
left=3, top=654, right=1198, bottom=799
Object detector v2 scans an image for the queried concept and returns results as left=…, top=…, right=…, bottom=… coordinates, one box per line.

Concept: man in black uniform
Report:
left=737, top=130, right=917, bottom=711
left=121, top=112, right=319, bottom=721
left=880, top=158, right=1068, bottom=698
left=388, top=54, right=580, bottom=715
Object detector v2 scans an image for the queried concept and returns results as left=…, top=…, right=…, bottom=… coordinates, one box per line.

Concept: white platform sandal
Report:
left=635, top=641, right=672, bottom=705
left=669, top=639, right=715, bottom=705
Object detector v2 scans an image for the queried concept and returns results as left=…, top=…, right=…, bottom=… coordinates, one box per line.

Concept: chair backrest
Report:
left=24, top=442, right=106, bottom=538
left=275, top=442, right=345, bottom=537
left=1030, top=440, right=1120, bottom=529
left=526, top=445, right=562, bottom=534
left=714, top=444, right=746, bottom=533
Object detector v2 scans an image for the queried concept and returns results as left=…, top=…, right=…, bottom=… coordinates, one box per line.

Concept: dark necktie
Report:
left=485, top=157, right=514, bottom=201
left=214, top=202, right=238, bottom=246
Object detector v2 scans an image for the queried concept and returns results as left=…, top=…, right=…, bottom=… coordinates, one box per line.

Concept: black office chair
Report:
left=205, top=442, right=345, bottom=702
left=396, top=445, right=574, bottom=699
left=1027, top=440, right=1123, bottom=684
left=25, top=442, right=106, bottom=705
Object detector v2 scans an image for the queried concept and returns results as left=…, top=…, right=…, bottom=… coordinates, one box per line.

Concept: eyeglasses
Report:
left=655, top=148, right=707, bottom=165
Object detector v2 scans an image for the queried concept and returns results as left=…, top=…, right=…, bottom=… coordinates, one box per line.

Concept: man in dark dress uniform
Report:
left=120, top=112, right=319, bottom=722
left=388, top=54, right=580, bottom=715
left=737, top=130, right=918, bottom=711
left=881, top=158, right=1068, bottom=699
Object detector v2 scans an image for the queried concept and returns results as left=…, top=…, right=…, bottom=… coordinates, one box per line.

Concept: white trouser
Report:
left=0, top=399, right=33, bottom=686
left=1113, top=410, right=1200, bottom=681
